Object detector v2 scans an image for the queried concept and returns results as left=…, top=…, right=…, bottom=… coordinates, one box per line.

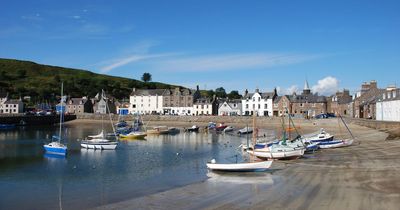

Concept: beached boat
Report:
left=44, top=83, right=67, bottom=156
left=319, top=115, right=355, bottom=149
left=223, top=126, right=234, bottom=133
left=248, top=145, right=305, bottom=160
left=206, top=159, right=273, bottom=172
left=147, top=126, right=169, bottom=134
left=187, top=125, right=199, bottom=132
left=215, top=123, right=228, bottom=132
left=238, top=126, right=253, bottom=135
left=302, top=128, right=334, bottom=143
left=168, top=127, right=180, bottom=134
left=318, top=139, right=353, bottom=149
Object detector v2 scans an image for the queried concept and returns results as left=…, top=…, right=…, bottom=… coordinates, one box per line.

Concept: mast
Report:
left=251, top=110, right=256, bottom=162
left=59, top=82, right=63, bottom=143
left=339, top=114, right=355, bottom=139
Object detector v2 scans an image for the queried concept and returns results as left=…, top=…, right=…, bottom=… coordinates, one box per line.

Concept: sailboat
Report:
left=247, top=115, right=305, bottom=160
left=80, top=90, right=118, bottom=150
left=207, top=111, right=273, bottom=172
left=43, top=82, right=67, bottom=156
left=319, top=114, right=354, bottom=149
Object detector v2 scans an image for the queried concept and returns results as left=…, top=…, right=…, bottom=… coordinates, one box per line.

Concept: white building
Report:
left=218, top=100, right=242, bottom=116
left=193, top=98, right=214, bottom=116
left=0, top=99, right=24, bottom=114
left=376, top=88, right=400, bottom=121
left=129, top=89, right=165, bottom=115
left=241, top=89, right=277, bottom=116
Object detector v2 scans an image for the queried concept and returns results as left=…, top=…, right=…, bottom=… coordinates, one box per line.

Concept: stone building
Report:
left=329, top=89, right=353, bottom=117
left=353, top=80, right=385, bottom=119
left=66, top=97, right=93, bottom=114
left=193, top=97, right=218, bottom=116
left=273, top=81, right=327, bottom=118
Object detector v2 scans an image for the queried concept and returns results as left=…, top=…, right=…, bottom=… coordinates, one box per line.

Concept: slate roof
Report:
left=379, top=88, right=400, bottom=102
left=4, top=99, right=22, bottom=104
left=68, top=98, right=88, bottom=106
left=288, top=93, right=327, bottom=103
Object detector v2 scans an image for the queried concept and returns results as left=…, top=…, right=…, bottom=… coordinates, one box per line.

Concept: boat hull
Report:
left=81, top=142, right=118, bottom=150
left=206, top=161, right=273, bottom=172
left=43, top=145, right=67, bottom=156
left=248, top=149, right=304, bottom=160
left=319, top=139, right=353, bottom=149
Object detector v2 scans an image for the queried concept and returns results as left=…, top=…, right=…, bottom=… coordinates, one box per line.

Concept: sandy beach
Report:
left=82, top=117, right=400, bottom=210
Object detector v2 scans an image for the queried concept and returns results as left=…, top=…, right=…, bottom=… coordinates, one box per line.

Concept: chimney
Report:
left=244, top=89, right=248, bottom=96
left=370, top=80, right=377, bottom=89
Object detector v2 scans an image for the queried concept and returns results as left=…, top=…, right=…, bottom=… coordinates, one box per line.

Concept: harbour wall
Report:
left=0, top=114, right=77, bottom=126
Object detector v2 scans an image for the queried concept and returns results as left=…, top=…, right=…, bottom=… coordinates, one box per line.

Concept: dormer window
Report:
left=383, top=93, right=386, bottom=99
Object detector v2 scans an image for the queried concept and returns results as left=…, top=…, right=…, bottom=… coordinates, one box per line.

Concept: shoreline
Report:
left=91, top=119, right=400, bottom=210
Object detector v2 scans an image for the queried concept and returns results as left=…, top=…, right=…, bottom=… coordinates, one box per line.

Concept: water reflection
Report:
left=0, top=122, right=275, bottom=209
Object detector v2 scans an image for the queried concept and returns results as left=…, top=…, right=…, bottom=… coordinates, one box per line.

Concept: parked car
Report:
left=326, top=113, right=336, bottom=118
left=315, top=114, right=328, bottom=119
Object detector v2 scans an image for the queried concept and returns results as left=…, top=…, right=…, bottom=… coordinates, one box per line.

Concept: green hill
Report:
left=0, top=58, right=178, bottom=104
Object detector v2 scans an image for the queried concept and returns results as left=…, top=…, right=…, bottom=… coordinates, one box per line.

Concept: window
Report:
left=388, top=93, right=391, bottom=99
left=258, top=104, right=260, bottom=109
left=224, top=104, right=227, bottom=107
left=253, top=104, right=255, bottom=109
left=258, top=97, right=261, bottom=102
left=253, top=97, right=255, bottom=102
left=383, top=93, right=386, bottom=100
left=246, top=104, right=249, bottom=109
left=14, top=105, right=16, bottom=108
left=300, top=103, right=303, bottom=107
left=132, top=104, right=136, bottom=108
left=264, top=104, right=268, bottom=109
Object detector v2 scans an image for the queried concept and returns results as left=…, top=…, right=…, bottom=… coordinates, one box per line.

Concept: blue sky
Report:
left=1, top=0, right=399, bottom=96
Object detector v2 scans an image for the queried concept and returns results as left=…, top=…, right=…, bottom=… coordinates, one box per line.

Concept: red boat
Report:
left=215, top=123, right=228, bottom=132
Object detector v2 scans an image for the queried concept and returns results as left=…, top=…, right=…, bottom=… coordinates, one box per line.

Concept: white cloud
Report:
left=312, top=76, right=339, bottom=95
left=154, top=53, right=320, bottom=72
left=100, top=53, right=173, bottom=73
left=276, top=85, right=299, bottom=95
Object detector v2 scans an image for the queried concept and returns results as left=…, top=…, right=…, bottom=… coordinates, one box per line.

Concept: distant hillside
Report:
left=0, top=58, right=178, bottom=104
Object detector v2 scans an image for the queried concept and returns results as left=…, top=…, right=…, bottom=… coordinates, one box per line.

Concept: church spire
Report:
left=303, top=79, right=311, bottom=95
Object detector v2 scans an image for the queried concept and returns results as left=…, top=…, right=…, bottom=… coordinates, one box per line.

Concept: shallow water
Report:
left=0, top=122, right=267, bottom=210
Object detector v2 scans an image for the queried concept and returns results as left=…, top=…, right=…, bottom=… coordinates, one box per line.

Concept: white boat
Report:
left=302, top=128, right=334, bottom=143
left=87, top=130, right=106, bottom=139
left=81, top=141, right=118, bottom=150
left=206, top=159, right=273, bottom=172
left=318, top=139, right=353, bottom=149
left=43, top=82, right=67, bottom=156
left=80, top=90, right=118, bottom=150
left=238, top=126, right=253, bottom=134
left=248, top=144, right=305, bottom=160
left=223, top=126, right=234, bottom=133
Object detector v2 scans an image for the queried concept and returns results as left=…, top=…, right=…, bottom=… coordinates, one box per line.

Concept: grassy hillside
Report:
left=0, top=58, right=178, bottom=104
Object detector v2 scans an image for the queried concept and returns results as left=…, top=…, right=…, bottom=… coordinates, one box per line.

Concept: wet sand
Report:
left=89, top=118, right=400, bottom=210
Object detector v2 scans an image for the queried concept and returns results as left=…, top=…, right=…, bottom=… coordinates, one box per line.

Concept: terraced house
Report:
left=129, top=87, right=201, bottom=115
left=241, top=88, right=277, bottom=116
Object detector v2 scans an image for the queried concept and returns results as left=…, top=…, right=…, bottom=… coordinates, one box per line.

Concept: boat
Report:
left=168, top=127, right=180, bottom=134
left=0, top=124, right=16, bottom=130
left=187, top=125, right=199, bottom=132
left=302, top=128, right=334, bottom=143
left=248, top=146, right=305, bottom=160
left=215, top=123, right=228, bottom=132
left=115, top=120, right=128, bottom=128
left=208, top=111, right=273, bottom=172
left=80, top=141, right=118, bottom=150
left=319, top=115, right=355, bottom=149
left=208, top=122, right=217, bottom=130
left=206, top=159, right=273, bottom=172
left=119, top=131, right=147, bottom=139
left=238, top=126, right=253, bottom=135
left=318, top=139, right=353, bottom=149
left=43, top=83, right=67, bottom=156
left=223, top=126, right=234, bottom=133
left=146, top=126, right=169, bottom=134
left=80, top=90, right=118, bottom=150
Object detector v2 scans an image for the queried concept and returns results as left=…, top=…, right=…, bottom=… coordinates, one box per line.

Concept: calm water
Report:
left=0, top=122, right=257, bottom=210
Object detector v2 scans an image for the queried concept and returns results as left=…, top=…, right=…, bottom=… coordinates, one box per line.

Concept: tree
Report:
left=141, top=72, right=152, bottom=83
left=17, top=69, right=27, bottom=78
left=215, top=87, right=227, bottom=98
left=227, top=90, right=242, bottom=99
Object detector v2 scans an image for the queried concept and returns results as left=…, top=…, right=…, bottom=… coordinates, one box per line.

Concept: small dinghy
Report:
left=206, top=159, right=273, bottom=172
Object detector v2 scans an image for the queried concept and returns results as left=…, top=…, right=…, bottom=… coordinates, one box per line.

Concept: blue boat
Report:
left=43, top=83, right=67, bottom=156
left=0, top=124, right=16, bottom=130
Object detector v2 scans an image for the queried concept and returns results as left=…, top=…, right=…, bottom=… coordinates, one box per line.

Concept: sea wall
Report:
left=0, top=114, right=77, bottom=125
left=348, top=118, right=400, bottom=139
